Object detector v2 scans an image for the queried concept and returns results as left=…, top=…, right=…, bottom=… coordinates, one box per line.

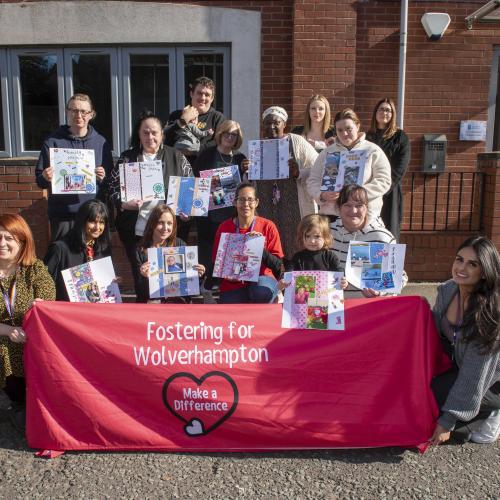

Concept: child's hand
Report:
left=340, top=277, right=348, bottom=290
left=193, top=264, right=205, bottom=277
left=277, top=279, right=291, bottom=292
left=140, top=262, right=150, bottom=278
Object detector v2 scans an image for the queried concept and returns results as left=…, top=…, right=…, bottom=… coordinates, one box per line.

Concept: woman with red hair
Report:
left=0, top=214, right=55, bottom=431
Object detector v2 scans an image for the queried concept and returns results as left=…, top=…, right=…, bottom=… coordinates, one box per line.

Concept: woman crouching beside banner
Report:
left=430, top=236, right=500, bottom=445
left=135, top=204, right=205, bottom=303
left=0, top=214, right=56, bottom=431
left=44, top=200, right=112, bottom=301
left=210, top=182, right=284, bottom=304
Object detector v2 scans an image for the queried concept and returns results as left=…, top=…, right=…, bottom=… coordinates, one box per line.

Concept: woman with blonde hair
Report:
left=292, top=94, right=335, bottom=152
left=367, top=98, right=410, bottom=239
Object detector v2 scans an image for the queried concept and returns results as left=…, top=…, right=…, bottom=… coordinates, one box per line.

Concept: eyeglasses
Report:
left=67, top=108, right=93, bottom=117
left=236, top=197, right=257, bottom=205
left=223, top=132, right=238, bottom=139
left=377, top=108, right=392, bottom=114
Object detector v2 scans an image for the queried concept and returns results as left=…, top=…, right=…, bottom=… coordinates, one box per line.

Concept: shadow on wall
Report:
left=20, top=199, right=49, bottom=259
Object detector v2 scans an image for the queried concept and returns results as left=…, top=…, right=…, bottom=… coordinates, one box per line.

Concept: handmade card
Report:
left=62, top=256, right=122, bottom=303
left=281, top=271, right=344, bottom=330
left=200, top=165, right=241, bottom=210
left=345, top=242, right=406, bottom=293
left=248, top=138, right=289, bottom=180
left=147, top=246, right=200, bottom=298
left=50, top=148, right=96, bottom=195
left=320, top=150, right=367, bottom=192
left=119, top=160, right=165, bottom=202
left=213, top=233, right=265, bottom=282
left=166, top=176, right=211, bottom=217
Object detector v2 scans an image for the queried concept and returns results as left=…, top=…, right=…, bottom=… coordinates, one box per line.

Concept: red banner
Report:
left=23, top=297, right=450, bottom=452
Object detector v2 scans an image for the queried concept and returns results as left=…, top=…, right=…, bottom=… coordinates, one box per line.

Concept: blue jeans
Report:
left=219, top=276, right=278, bottom=304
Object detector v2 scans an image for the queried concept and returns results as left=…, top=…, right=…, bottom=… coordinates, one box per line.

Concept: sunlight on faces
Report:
left=303, top=227, right=325, bottom=252
left=85, top=218, right=105, bottom=242
left=153, top=211, right=174, bottom=245
left=66, top=98, right=94, bottom=133
left=340, top=197, right=368, bottom=232
left=263, top=115, right=286, bottom=139
left=335, top=118, right=360, bottom=148
left=309, top=100, right=326, bottom=124
left=452, top=246, right=482, bottom=288
left=235, top=187, right=259, bottom=219
left=139, top=118, right=163, bottom=155
left=190, top=85, right=214, bottom=114
left=220, top=130, right=239, bottom=150
left=376, top=104, right=393, bottom=128
left=0, top=226, right=21, bottom=264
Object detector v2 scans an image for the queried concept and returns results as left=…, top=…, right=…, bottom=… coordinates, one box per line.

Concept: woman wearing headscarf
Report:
left=255, top=106, right=318, bottom=260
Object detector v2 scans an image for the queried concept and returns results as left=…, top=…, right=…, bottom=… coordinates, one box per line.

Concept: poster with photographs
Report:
left=282, top=271, right=345, bottom=330
left=62, top=257, right=122, bottom=303
left=147, top=246, right=200, bottom=298
left=213, top=233, right=265, bottom=282
left=248, top=137, right=289, bottom=180
left=50, top=148, right=96, bottom=195
left=200, top=165, right=241, bottom=210
left=166, top=176, right=211, bottom=217
left=336, top=150, right=367, bottom=191
left=119, top=160, right=165, bottom=202
left=345, top=242, right=406, bottom=293
left=320, top=152, right=341, bottom=192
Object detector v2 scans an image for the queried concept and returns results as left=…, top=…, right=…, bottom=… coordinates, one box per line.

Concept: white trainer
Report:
left=470, top=410, right=500, bottom=444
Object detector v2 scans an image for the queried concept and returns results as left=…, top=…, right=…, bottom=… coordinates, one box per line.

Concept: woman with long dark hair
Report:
left=366, top=98, right=410, bottom=240
left=44, top=199, right=111, bottom=301
left=430, top=236, right=500, bottom=445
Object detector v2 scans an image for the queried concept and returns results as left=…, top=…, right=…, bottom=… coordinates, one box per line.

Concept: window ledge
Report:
left=0, top=157, right=38, bottom=166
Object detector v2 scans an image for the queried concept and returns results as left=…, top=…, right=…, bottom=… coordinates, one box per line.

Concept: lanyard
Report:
left=0, top=274, right=17, bottom=326
left=234, top=218, right=256, bottom=234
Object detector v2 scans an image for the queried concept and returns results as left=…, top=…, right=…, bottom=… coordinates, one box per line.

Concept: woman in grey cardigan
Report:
left=430, top=236, right=500, bottom=445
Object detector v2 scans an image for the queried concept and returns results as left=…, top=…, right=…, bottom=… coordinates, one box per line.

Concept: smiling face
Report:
left=452, top=246, right=482, bottom=289
left=263, top=115, right=286, bottom=139
left=235, top=186, right=259, bottom=220
left=85, top=218, right=105, bottom=243
left=190, top=84, right=214, bottom=114
left=153, top=211, right=174, bottom=245
left=309, top=100, right=326, bottom=124
left=376, top=102, right=393, bottom=129
left=339, top=195, right=368, bottom=232
left=0, top=226, right=21, bottom=265
left=220, top=128, right=239, bottom=151
left=139, top=118, right=163, bottom=155
left=335, top=118, right=360, bottom=148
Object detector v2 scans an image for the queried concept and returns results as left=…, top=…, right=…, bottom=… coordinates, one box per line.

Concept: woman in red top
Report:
left=212, top=182, right=284, bottom=303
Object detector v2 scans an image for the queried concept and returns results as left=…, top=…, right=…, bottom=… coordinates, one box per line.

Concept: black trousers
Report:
left=3, top=375, right=25, bottom=403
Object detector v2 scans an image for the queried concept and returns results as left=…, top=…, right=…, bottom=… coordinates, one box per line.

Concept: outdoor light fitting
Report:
left=421, top=13, right=451, bottom=40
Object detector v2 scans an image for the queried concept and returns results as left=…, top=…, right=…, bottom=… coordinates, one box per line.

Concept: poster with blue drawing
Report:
left=345, top=242, right=406, bottom=293
left=147, top=246, right=200, bottom=298
left=50, top=148, right=96, bottom=195
left=281, top=271, right=344, bottom=330
left=248, top=137, right=289, bottom=180
left=320, top=152, right=341, bottom=192
left=166, top=176, right=211, bottom=217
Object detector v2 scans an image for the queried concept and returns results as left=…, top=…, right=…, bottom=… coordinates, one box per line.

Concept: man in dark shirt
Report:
left=164, top=76, right=226, bottom=164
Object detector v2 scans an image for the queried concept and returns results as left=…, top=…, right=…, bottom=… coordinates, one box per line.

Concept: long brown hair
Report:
left=139, top=205, right=177, bottom=251
left=369, top=98, right=398, bottom=139
left=0, top=214, right=36, bottom=266
left=303, top=95, right=332, bottom=136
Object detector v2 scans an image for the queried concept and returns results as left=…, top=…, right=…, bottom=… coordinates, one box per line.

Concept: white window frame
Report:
left=10, top=48, right=65, bottom=156
left=486, top=46, right=500, bottom=151
left=0, top=49, right=12, bottom=158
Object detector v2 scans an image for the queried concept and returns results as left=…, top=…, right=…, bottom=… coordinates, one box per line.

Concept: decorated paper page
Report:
left=336, top=150, right=367, bottom=191
left=50, top=148, right=96, bottom=195
left=147, top=246, right=200, bottom=298
left=62, top=256, right=122, bottom=303
left=213, top=233, right=265, bottom=282
left=119, top=160, right=165, bottom=202
left=200, top=165, right=241, bottom=211
left=282, top=271, right=344, bottom=330
left=248, top=138, right=289, bottom=180
left=166, top=176, right=211, bottom=217
left=345, top=242, right=406, bottom=293
left=320, top=152, right=341, bottom=192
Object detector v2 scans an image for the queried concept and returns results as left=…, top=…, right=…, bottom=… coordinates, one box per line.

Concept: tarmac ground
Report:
left=0, top=283, right=498, bottom=499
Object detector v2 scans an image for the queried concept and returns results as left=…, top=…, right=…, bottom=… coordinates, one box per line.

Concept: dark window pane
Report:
left=0, top=71, right=4, bottom=151
left=19, top=55, right=59, bottom=151
left=72, top=54, right=113, bottom=145
left=494, top=62, right=500, bottom=150
left=130, top=54, right=170, bottom=126
left=184, top=54, right=224, bottom=113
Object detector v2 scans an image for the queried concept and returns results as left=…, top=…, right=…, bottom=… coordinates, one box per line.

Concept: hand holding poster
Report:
left=50, top=148, right=96, bottom=195
left=213, top=233, right=265, bottom=282
left=345, top=242, right=406, bottom=293
left=282, top=271, right=344, bottom=330
left=167, top=176, right=211, bottom=216
left=119, top=160, right=165, bottom=202
left=248, top=138, right=289, bottom=180
left=62, top=256, right=122, bottom=303
left=200, top=165, right=241, bottom=210
left=147, top=246, right=200, bottom=298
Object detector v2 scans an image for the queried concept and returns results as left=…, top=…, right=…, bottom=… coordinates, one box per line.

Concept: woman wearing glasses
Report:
left=211, top=182, right=284, bottom=304
left=35, top=93, right=114, bottom=242
left=366, top=98, right=410, bottom=240
left=192, top=120, right=250, bottom=302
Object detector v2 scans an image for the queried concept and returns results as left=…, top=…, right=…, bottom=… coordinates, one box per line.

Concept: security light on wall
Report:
left=421, top=13, right=451, bottom=40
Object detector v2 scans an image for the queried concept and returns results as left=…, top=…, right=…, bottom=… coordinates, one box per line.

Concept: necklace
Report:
left=218, top=149, right=233, bottom=166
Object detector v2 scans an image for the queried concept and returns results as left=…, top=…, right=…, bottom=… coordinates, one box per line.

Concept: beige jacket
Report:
left=306, top=134, right=391, bottom=220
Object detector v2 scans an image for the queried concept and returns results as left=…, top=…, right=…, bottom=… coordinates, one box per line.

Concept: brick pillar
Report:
left=477, top=152, right=500, bottom=249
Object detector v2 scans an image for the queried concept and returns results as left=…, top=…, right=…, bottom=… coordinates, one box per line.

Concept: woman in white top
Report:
left=307, top=108, right=391, bottom=222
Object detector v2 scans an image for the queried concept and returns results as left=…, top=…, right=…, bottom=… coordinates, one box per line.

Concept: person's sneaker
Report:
left=470, top=410, right=500, bottom=444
